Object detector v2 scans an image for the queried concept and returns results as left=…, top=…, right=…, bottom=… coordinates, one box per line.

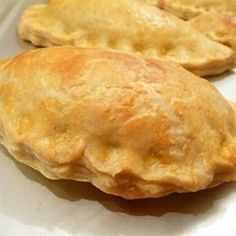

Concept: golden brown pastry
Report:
left=18, top=0, right=235, bottom=76
left=157, top=0, right=236, bottom=20
left=139, top=0, right=157, bottom=5
left=0, top=46, right=236, bottom=199
left=189, top=13, right=236, bottom=52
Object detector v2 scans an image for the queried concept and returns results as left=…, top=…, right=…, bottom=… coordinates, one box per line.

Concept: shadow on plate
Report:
left=205, top=70, right=235, bottom=82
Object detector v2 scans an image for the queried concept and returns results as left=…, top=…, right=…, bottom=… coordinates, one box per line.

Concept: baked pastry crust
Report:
left=0, top=46, right=236, bottom=199
left=189, top=13, right=236, bottom=52
left=139, top=0, right=157, bottom=5
left=157, top=0, right=236, bottom=20
left=18, top=0, right=235, bottom=76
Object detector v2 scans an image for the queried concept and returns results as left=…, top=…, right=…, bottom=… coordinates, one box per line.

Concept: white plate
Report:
left=0, top=1, right=236, bottom=235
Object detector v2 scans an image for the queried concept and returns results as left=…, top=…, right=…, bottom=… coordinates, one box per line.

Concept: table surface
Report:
left=0, top=1, right=236, bottom=236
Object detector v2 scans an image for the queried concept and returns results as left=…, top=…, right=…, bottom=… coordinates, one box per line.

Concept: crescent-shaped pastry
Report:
left=189, top=13, right=236, bottom=52
left=18, top=0, right=235, bottom=76
left=157, top=0, right=236, bottom=20
left=0, top=46, right=236, bottom=199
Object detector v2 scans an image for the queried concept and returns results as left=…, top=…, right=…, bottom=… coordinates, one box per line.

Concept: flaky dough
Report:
left=0, top=47, right=236, bottom=199
left=157, top=0, right=236, bottom=20
left=18, top=0, right=235, bottom=76
left=189, top=13, right=236, bottom=53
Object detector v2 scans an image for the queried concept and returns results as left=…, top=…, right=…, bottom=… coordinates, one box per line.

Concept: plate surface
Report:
left=0, top=1, right=236, bottom=236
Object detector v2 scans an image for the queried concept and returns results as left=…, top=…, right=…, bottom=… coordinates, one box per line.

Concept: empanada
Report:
left=189, top=13, right=236, bottom=52
left=0, top=46, right=236, bottom=199
left=18, top=0, right=235, bottom=76
left=157, top=0, right=236, bottom=20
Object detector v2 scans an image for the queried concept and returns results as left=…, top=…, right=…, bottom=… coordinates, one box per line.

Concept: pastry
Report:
left=189, top=13, right=236, bottom=52
left=0, top=46, right=236, bottom=199
left=157, top=0, right=236, bottom=20
left=18, top=0, right=235, bottom=76
left=139, top=0, right=157, bottom=5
